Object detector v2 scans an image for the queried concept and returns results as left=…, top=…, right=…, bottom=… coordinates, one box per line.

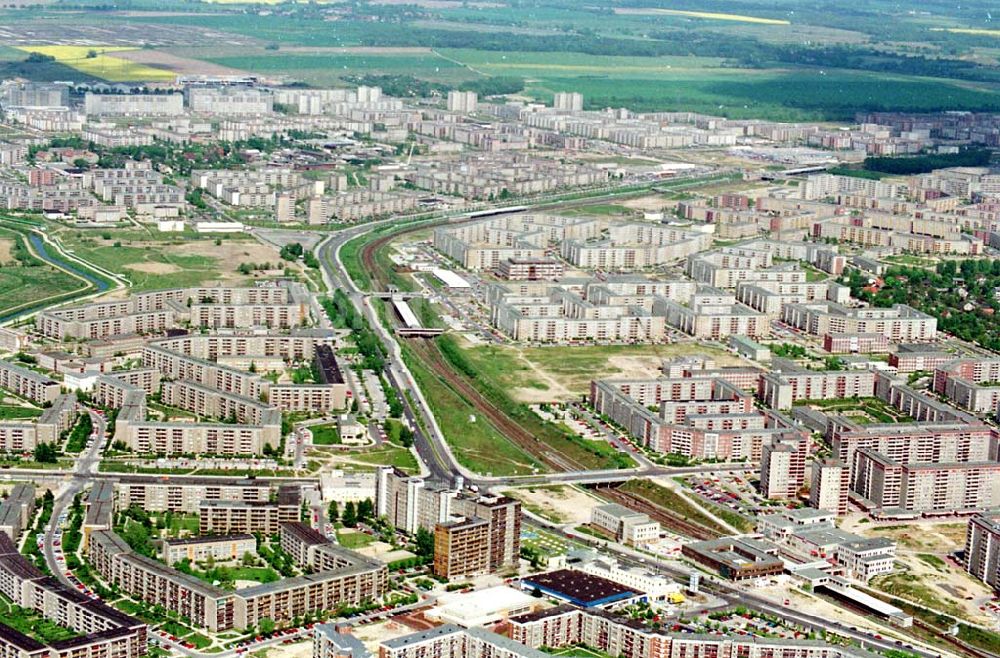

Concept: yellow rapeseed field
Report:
left=933, top=27, right=1000, bottom=37
left=639, top=9, right=790, bottom=25
left=16, top=45, right=175, bottom=82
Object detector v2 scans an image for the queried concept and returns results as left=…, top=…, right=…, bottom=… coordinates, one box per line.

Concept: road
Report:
left=530, top=515, right=946, bottom=658
left=44, top=409, right=107, bottom=587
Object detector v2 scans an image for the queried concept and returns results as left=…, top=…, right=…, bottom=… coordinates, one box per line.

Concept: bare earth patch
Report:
left=125, top=262, right=181, bottom=274
left=504, top=484, right=601, bottom=525
left=0, top=238, right=14, bottom=263
left=113, top=49, right=249, bottom=76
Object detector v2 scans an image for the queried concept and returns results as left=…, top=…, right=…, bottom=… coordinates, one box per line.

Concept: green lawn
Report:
left=0, top=405, right=42, bottom=421
left=351, top=441, right=419, bottom=472
left=337, top=530, right=376, bottom=549
left=161, top=621, right=194, bottom=638
left=310, top=424, right=341, bottom=445
left=160, top=513, right=200, bottom=537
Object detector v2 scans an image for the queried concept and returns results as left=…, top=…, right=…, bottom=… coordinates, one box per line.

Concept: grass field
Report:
left=440, top=48, right=1000, bottom=120
left=620, top=479, right=731, bottom=534
left=349, top=441, right=419, bottom=472
left=403, top=343, right=545, bottom=476
left=203, top=50, right=475, bottom=86
left=15, top=46, right=175, bottom=82
left=59, top=236, right=221, bottom=290
left=0, top=405, right=42, bottom=421
left=456, top=341, right=741, bottom=402
left=0, top=227, right=88, bottom=320
left=310, top=424, right=341, bottom=446
left=336, top=530, right=375, bottom=549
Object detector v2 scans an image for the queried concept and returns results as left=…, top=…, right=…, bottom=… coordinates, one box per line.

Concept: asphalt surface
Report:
left=44, top=409, right=106, bottom=587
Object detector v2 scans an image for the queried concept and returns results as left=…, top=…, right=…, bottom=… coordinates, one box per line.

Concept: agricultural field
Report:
left=15, top=46, right=175, bottom=82
left=3, top=0, right=1000, bottom=117
left=200, top=49, right=476, bottom=86
left=614, top=8, right=790, bottom=25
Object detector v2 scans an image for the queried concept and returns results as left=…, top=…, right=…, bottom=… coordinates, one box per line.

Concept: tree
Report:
left=350, top=398, right=359, bottom=414
left=34, top=443, right=58, bottom=463
left=414, top=527, right=434, bottom=558
left=328, top=500, right=339, bottom=523
left=398, top=424, right=414, bottom=448
left=259, top=618, right=276, bottom=635
left=342, top=501, right=357, bottom=527
left=357, top=498, right=374, bottom=523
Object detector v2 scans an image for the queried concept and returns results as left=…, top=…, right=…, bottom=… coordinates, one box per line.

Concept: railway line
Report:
left=590, top=482, right=722, bottom=541
left=405, top=336, right=590, bottom=472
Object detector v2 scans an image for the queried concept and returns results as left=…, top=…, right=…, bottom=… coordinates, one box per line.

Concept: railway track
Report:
left=406, top=337, right=589, bottom=472
left=591, top=482, right=722, bottom=541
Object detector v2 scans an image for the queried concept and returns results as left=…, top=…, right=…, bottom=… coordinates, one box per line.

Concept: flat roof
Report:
left=431, top=268, right=470, bottom=288
left=522, top=569, right=638, bottom=607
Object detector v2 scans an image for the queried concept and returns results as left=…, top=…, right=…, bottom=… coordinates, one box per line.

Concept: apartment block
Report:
left=561, top=224, right=712, bottom=270
left=233, top=526, right=387, bottom=631
left=827, top=417, right=994, bottom=473
left=374, top=467, right=457, bottom=535
left=0, top=533, right=147, bottom=658
left=781, top=302, right=936, bottom=342
left=187, top=88, right=273, bottom=115
left=198, top=487, right=302, bottom=535
left=0, top=394, right=77, bottom=452
left=654, top=287, right=768, bottom=340
left=509, top=605, right=877, bottom=658
left=88, top=529, right=234, bottom=632
left=115, top=478, right=270, bottom=514
left=161, top=535, right=256, bottom=565
left=852, top=449, right=1000, bottom=517
left=83, top=93, right=184, bottom=116
left=965, top=512, right=1000, bottom=590
left=591, top=376, right=807, bottom=462
left=931, top=358, right=1000, bottom=414
left=759, top=360, right=877, bottom=410
left=433, top=518, right=491, bottom=579
left=0, top=485, right=34, bottom=542
left=810, top=459, right=851, bottom=516
left=0, top=360, right=60, bottom=405
left=760, top=440, right=807, bottom=501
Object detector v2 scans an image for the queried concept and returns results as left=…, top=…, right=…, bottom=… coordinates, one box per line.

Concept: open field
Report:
left=613, top=8, right=790, bottom=25
left=503, top=484, right=600, bottom=525
left=0, top=227, right=88, bottom=320
left=56, top=230, right=287, bottom=292
left=15, top=45, right=175, bottom=81
left=113, top=48, right=247, bottom=76
left=203, top=49, right=475, bottom=86
left=455, top=339, right=745, bottom=402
